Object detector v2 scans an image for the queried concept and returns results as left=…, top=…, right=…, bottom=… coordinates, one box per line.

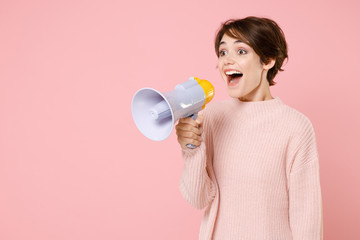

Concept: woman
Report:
left=176, top=16, right=323, bottom=240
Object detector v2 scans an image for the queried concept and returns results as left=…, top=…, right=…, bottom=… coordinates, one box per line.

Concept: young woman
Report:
left=176, top=16, right=323, bottom=240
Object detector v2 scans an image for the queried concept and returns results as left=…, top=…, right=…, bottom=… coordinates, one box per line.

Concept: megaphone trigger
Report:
left=190, top=113, right=198, bottom=121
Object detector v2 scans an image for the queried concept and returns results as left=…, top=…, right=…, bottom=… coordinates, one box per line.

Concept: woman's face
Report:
left=217, top=34, right=274, bottom=101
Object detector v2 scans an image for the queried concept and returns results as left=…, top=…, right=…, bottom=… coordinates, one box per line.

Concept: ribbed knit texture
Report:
left=179, top=97, right=323, bottom=240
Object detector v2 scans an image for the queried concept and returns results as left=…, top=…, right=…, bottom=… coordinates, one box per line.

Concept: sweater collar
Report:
left=230, top=96, right=284, bottom=118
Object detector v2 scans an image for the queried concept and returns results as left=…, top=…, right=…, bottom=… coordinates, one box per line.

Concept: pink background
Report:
left=1, top=0, right=359, bottom=239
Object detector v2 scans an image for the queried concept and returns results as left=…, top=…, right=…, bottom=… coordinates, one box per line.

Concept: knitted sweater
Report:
left=179, top=97, right=323, bottom=240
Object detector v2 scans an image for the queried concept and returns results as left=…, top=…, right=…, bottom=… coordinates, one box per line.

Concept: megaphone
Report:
left=131, top=77, right=214, bottom=147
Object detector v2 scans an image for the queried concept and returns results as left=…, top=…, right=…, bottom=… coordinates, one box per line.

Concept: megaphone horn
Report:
left=131, top=77, right=214, bottom=146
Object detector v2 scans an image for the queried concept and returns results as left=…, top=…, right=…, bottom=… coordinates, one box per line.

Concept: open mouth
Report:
left=225, top=70, right=243, bottom=86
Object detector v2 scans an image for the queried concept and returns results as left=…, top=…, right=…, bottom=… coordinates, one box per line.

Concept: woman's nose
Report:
left=223, top=54, right=236, bottom=65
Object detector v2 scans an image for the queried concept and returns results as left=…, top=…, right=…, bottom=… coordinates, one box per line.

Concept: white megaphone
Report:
left=131, top=77, right=214, bottom=148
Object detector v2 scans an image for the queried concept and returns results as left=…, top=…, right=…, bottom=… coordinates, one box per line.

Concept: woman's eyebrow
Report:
left=219, top=39, right=244, bottom=46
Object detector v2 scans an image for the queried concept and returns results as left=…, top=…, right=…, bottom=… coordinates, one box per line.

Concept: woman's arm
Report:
left=177, top=110, right=217, bottom=210
left=179, top=141, right=216, bottom=210
left=288, top=122, right=323, bottom=239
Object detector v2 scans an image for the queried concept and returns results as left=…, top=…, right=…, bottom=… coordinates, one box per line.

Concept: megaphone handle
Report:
left=186, top=113, right=198, bottom=149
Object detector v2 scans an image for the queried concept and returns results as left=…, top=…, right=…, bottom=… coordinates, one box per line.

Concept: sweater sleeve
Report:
left=288, top=121, right=323, bottom=240
left=179, top=109, right=216, bottom=210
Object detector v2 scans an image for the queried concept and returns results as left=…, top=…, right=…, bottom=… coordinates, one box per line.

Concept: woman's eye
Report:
left=219, top=50, right=227, bottom=57
left=238, top=49, right=247, bottom=55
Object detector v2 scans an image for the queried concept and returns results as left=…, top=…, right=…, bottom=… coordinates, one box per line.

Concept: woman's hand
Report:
left=175, top=115, right=204, bottom=150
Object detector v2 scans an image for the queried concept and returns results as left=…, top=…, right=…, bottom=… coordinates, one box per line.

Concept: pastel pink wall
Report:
left=1, top=0, right=359, bottom=239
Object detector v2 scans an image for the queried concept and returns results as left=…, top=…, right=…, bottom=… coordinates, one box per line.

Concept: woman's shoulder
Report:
left=279, top=101, right=316, bottom=134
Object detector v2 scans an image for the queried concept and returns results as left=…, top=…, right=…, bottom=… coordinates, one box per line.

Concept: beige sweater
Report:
left=179, top=97, right=323, bottom=240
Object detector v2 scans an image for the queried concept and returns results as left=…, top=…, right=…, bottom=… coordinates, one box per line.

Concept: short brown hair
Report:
left=215, top=16, right=288, bottom=86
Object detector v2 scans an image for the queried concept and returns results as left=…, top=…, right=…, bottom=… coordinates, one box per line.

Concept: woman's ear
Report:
left=263, top=58, right=276, bottom=70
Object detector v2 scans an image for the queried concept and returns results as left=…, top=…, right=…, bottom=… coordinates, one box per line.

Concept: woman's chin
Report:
left=227, top=89, right=243, bottom=99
